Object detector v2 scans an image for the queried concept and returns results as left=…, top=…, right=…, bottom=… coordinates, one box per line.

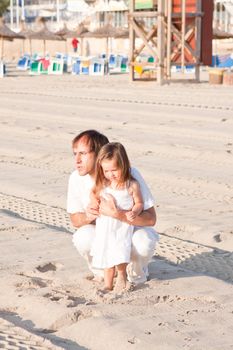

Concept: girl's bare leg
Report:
left=114, top=263, right=128, bottom=292
left=104, top=267, right=115, bottom=291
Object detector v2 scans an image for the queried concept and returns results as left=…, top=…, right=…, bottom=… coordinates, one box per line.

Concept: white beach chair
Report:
left=0, top=61, right=6, bottom=78
left=48, top=59, right=64, bottom=75
left=89, top=58, right=107, bottom=76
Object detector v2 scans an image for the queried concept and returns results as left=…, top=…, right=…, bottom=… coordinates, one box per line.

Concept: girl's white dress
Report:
left=91, top=186, right=134, bottom=269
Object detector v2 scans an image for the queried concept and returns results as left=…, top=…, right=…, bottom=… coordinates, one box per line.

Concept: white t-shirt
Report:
left=67, top=167, right=154, bottom=214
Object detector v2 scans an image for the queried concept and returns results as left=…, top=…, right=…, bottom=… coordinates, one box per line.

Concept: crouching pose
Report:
left=67, top=130, right=159, bottom=286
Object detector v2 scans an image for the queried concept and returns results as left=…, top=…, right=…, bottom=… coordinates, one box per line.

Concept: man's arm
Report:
left=123, top=207, right=156, bottom=226
left=70, top=197, right=100, bottom=228
left=99, top=195, right=156, bottom=227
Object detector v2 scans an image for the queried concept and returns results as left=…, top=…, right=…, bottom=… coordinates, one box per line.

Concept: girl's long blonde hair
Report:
left=94, top=142, right=133, bottom=197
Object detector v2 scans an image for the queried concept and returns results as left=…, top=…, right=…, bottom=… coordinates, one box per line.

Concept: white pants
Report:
left=72, top=224, right=159, bottom=284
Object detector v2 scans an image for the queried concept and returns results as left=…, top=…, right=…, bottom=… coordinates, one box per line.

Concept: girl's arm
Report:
left=126, top=181, right=144, bottom=222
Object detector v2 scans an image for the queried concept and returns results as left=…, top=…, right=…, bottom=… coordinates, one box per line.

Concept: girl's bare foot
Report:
left=114, top=279, right=135, bottom=294
left=95, top=286, right=112, bottom=298
left=113, top=276, right=127, bottom=293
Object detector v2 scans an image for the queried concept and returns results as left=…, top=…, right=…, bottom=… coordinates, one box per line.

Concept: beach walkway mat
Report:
left=0, top=317, right=63, bottom=350
left=1, top=192, right=233, bottom=285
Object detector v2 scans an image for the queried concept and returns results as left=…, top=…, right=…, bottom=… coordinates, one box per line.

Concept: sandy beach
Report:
left=0, top=68, right=233, bottom=349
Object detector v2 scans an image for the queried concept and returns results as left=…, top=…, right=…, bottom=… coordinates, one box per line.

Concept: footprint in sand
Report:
left=36, top=262, right=63, bottom=273
left=47, top=309, right=93, bottom=332
left=16, top=277, right=48, bottom=290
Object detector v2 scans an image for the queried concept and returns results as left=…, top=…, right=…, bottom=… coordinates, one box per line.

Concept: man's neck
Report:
left=89, top=171, right=96, bottom=180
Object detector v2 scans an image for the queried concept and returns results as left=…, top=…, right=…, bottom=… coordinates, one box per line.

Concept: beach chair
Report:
left=48, top=59, right=64, bottom=75
left=0, top=61, right=6, bottom=78
left=120, top=56, right=128, bottom=73
left=109, top=54, right=116, bottom=70
left=185, top=65, right=195, bottom=73
left=55, top=53, right=69, bottom=73
left=39, top=58, right=50, bottom=75
left=17, top=55, right=31, bottom=70
left=218, top=56, right=233, bottom=68
left=30, top=60, right=42, bottom=75
left=90, top=58, right=107, bottom=76
left=109, top=55, right=126, bottom=74
left=72, top=59, right=81, bottom=75
left=133, top=55, right=156, bottom=78
left=80, top=58, right=90, bottom=75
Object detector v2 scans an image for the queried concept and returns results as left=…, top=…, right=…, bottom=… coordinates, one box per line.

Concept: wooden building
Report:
left=129, top=0, right=213, bottom=84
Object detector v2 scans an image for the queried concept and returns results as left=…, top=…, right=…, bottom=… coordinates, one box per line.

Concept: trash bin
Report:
left=223, top=70, right=233, bottom=85
left=209, top=69, right=224, bottom=84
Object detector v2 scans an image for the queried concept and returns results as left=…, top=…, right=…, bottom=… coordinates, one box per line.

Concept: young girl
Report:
left=90, top=142, right=144, bottom=293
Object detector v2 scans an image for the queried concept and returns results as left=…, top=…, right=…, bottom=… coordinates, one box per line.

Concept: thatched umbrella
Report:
left=83, top=24, right=120, bottom=58
left=212, top=28, right=233, bottom=67
left=25, top=27, right=65, bottom=56
left=56, top=24, right=89, bottom=55
left=19, top=28, right=36, bottom=56
left=213, top=28, right=233, bottom=40
left=56, top=23, right=89, bottom=38
left=114, top=28, right=129, bottom=39
left=0, top=19, right=24, bottom=59
left=84, top=24, right=120, bottom=38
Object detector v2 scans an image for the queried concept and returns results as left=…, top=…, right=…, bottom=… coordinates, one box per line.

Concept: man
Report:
left=67, top=130, right=159, bottom=285
left=71, top=37, right=79, bottom=53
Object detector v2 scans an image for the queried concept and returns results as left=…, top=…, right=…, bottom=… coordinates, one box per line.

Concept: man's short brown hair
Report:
left=72, top=130, right=109, bottom=156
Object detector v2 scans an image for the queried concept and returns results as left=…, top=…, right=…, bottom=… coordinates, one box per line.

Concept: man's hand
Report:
left=99, top=194, right=118, bottom=218
left=86, top=196, right=100, bottom=221
left=99, top=195, right=156, bottom=227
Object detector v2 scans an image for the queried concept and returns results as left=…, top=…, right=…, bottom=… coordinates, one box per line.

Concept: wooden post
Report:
left=157, top=0, right=165, bottom=84
left=195, top=0, right=202, bottom=82
left=1, top=37, right=4, bottom=60
left=29, top=39, right=32, bottom=57
left=213, top=0, right=217, bottom=28
left=43, top=39, right=46, bottom=57
left=181, top=0, right=186, bottom=73
left=166, top=0, right=172, bottom=79
left=129, top=0, right=135, bottom=81
left=219, top=3, right=223, bottom=30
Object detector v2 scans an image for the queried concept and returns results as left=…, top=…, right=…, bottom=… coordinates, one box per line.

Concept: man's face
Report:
left=73, top=138, right=96, bottom=177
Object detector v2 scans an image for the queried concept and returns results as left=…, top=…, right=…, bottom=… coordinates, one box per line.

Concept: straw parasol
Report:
left=56, top=23, right=89, bottom=55
left=0, top=18, right=25, bottom=59
left=28, top=27, right=65, bottom=56
left=213, top=28, right=233, bottom=40
left=83, top=24, right=121, bottom=57
left=83, top=24, right=120, bottom=39
left=114, top=28, right=129, bottom=39
left=19, top=26, right=36, bottom=55
left=56, top=23, right=89, bottom=39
